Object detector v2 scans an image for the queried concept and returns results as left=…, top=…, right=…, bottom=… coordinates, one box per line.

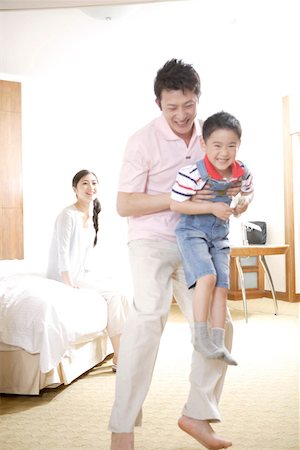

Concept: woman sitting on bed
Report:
left=47, top=169, right=129, bottom=372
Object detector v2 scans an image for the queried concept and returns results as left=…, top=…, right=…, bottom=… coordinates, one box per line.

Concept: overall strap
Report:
left=196, top=158, right=232, bottom=203
left=196, top=158, right=209, bottom=184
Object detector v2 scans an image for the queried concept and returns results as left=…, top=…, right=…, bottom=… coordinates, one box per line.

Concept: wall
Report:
left=0, top=0, right=299, bottom=294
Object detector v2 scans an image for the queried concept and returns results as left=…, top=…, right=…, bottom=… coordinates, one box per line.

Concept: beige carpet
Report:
left=0, top=299, right=299, bottom=450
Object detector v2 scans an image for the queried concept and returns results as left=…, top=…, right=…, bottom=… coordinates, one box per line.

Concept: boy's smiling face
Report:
left=200, top=128, right=240, bottom=177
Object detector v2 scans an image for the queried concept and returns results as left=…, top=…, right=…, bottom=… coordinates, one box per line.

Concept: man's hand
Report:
left=191, top=187, right=216, bottom=202
left=191, top=183, right=242, bottom=203
left=226, top=182, right=241, bottom=198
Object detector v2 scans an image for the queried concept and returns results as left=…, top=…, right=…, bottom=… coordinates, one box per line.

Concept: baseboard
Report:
left=262, top=291, right=300, bottom=303
left=228, top=290, right=300, bottom=303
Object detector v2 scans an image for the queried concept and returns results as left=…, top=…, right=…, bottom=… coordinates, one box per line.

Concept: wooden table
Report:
left=230, top=245, right=289, bottom=322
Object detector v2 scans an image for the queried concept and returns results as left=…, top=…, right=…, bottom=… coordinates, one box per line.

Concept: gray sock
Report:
left=193, top=322, right=224, bottom=359
left=211, top=327, right=238, bottom=366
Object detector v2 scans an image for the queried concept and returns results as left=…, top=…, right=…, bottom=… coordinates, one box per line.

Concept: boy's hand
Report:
left=211, top=202, right=233, bottom=221
left=230, top=196, right=249, bottom=217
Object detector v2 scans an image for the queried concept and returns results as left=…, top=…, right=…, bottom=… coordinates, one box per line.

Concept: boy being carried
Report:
left=171, top=111, right=254, bottom=365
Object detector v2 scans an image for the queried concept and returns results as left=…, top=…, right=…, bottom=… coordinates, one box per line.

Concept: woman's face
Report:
left=74, top=173, right=98, bottom=203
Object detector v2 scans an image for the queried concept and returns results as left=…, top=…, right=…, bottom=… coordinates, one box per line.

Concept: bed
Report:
left=0, top=260, right=112, bottom=395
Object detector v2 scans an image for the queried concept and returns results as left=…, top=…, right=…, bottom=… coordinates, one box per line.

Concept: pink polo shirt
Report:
left=118, top=115, right=204, bottom=242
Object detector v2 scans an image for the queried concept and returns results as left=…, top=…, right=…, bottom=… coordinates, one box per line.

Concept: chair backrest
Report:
left=246, top=221, right=267, bottom=245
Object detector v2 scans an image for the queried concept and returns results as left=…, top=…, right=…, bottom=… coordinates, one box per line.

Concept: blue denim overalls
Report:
left=175, top=158, right=245, bottom=289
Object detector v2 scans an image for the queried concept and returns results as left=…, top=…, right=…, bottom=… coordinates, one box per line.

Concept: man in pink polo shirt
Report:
left=109, top=59, right=239, bottom=450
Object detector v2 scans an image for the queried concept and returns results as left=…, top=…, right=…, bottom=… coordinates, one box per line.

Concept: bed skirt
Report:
left=0, top=333, right=111, bottom=395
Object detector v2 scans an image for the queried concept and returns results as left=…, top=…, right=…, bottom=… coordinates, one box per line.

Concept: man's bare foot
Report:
left=178, top=416, right=232, bottom=450
left=110, top=432, right=134, bottom=450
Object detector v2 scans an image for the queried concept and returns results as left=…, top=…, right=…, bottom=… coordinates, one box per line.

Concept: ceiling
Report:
left=0, top=0, right=181, bottom=10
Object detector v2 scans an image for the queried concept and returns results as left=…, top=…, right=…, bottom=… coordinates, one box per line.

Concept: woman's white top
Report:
left=47, top=204, right=95, bottom=283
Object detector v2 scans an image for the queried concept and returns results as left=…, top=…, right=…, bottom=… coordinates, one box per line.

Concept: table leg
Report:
left=235, top=256, right=248, bottom=323
left=259, top=255, right=279, bottom=315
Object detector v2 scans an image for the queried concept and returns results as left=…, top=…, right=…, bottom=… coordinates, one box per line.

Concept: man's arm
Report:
left=117, top=187, right=226, bottom=217
left=170, top=198, right=233, bottom=221
left=117, top=192, right=171, bottom=217
left=187, top=184, right=241, bottom=203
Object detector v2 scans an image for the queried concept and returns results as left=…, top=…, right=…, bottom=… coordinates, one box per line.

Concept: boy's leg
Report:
left=177, top=233, right=224, bottom=360
left=211, top=326, right=237, bottom=366
left=192, top=275, right=224, bottom=359
left=109, top=240, right=177, bottom=442
left=193, top=321, right=224, bottom=359
left=211, top=287, right=237, bottom=366
left=210, top=248, right=238, bottom=366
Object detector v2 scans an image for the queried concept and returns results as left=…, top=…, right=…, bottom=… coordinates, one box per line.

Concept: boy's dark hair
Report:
left=154, top=58, right=201, bottom=102
left=72, top=169, right=101, bottom=247
left=202, top=111, right=242, bottom=141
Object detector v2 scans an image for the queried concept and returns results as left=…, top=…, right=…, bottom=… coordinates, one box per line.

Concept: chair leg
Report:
left=235, top=256, right=248, bottom=323
left=259, top=255, right=279, bottom=315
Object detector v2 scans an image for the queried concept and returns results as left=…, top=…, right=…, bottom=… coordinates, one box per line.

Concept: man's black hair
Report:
left=154, top=58, right=201, bottom=101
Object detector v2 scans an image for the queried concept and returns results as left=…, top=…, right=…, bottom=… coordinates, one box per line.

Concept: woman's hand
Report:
left=61, top=271, right=79, bottom=288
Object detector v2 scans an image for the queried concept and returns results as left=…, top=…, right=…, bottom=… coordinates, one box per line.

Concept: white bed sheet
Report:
left=0, top=273, right=108, bottom=373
